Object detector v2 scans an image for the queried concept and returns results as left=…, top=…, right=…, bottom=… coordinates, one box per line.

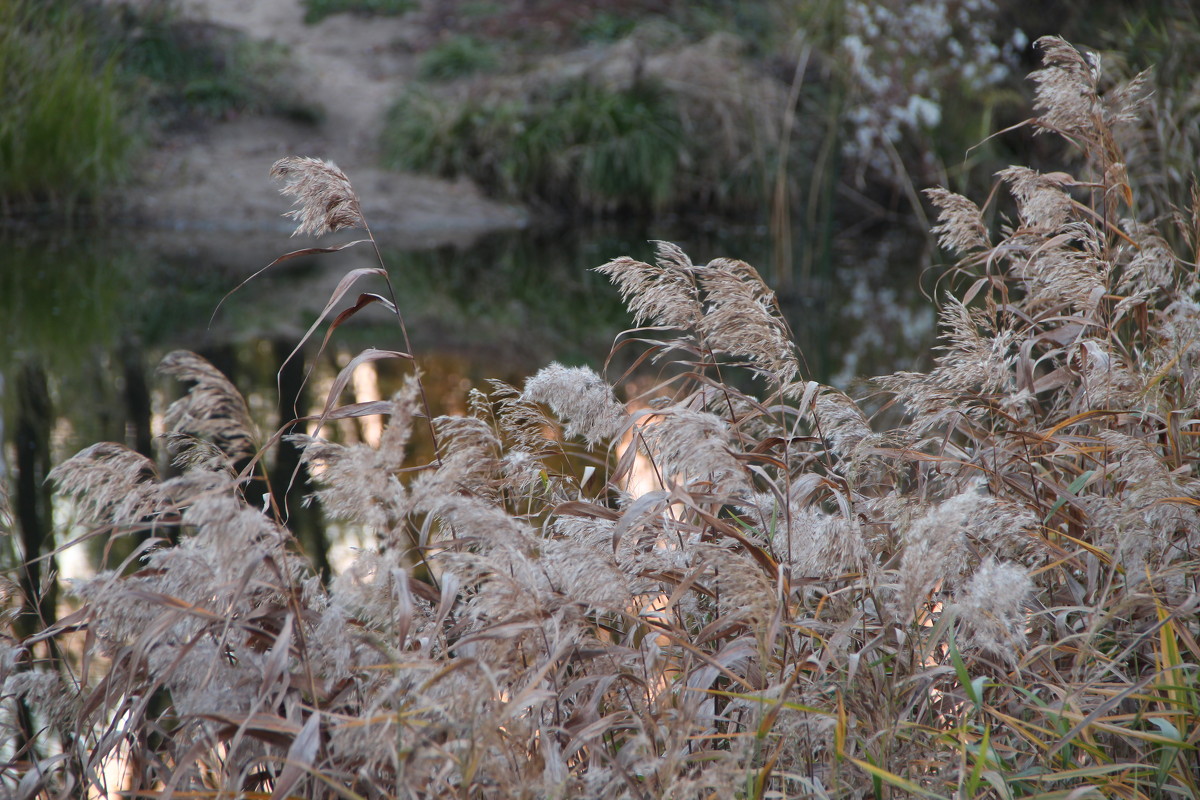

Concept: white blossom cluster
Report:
left=838, top=0, right=1027, bottom=182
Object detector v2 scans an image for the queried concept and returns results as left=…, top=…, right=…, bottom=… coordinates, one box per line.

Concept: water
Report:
left=0, top=219, right=936, bottom=578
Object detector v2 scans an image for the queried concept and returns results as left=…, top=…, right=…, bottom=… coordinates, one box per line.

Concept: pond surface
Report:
left=1, top=218, right=937, bottom=577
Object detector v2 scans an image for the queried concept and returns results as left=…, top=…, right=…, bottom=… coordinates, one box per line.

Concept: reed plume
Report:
left=522, top=362, right=628, bottom=447
left=270, top=156, right=365, bottom=236
left=159, top=349, right=258, bottom=463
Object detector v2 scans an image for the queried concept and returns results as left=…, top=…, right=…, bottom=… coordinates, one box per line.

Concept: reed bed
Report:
left=3, top=37, right=1198, bottom=799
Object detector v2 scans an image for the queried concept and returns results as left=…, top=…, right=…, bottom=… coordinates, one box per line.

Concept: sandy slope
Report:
left=130, top=0, right=526, bottom=243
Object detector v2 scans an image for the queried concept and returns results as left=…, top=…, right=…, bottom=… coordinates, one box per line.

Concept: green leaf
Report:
left=965, top=725, right=991, bottom=797
left=948, top=635, right=980, bottom=709
left=1148, top=717, right=1182, bottom=742
left=1043, top=469, right=1095, bottom=524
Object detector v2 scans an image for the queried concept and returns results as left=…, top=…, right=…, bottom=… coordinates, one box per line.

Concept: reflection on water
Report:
left=1, top=220, right=936, bottom=583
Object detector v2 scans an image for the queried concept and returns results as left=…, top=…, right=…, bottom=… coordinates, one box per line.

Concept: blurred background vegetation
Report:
left=3, top=0, right=1198, bottom=225
left=2, top=0, right=1196, bottom=219
left=1, top=0, right=320, bottom=217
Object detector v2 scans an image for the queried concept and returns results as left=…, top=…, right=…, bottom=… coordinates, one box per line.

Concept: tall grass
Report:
left=0, top=0, right=134, bottom=215
left=4, top=37, right=1200, bottom=799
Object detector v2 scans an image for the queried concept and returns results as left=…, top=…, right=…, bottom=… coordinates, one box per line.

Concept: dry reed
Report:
left=2, top=36, right=1198, bottom=800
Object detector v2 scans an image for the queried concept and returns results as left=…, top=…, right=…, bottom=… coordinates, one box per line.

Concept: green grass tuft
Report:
left=301, top=0, right=415, bottom=25
left=0, top=0, right=134, bottom=215
left=575, top=11, right=639, bottom=43
left=417, top=35, right=500, bottom=82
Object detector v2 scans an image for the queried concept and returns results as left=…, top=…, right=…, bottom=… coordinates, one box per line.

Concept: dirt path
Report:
left=131, top=0, right=526, bottom=244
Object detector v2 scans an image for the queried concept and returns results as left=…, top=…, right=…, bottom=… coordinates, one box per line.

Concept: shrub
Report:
left=382, top=28, right=797, bottom=217
left=575, top=11, right=639, bottom=44
left=381, top=52, right=793, bottom=218
left=4, top=37, right=1199, bottom=799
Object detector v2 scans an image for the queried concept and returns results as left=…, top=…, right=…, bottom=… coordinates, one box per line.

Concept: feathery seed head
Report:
left=1119, top=221, right=1177, bottom=294
left=1093, top=430, right=1200, bottom=574
left=160, top=350, right=258, bottom=463
left=538, top=538, right=630, bottom=611
left=753, top=500, right=870, bottom=579
left=954, top=558, right=1033, bottom=659
left=271, top=156, right=365, bottom=237
left=638, top=407, right=748, bottom=497
left=812, top=388, right=872, bottom=460
left=925, top=187, right=989, bottom=255
left=933, top=298, right=1016, bottom=394
left=595, top=247, right=703, bottom=329
left=292, top=435, right=411, bottom=534
left=711, top=551, right=777, bottom=628
left=699, top=258, right=800, bottom=385
left=430, top=415, right=503, bottom=496
left=652, top=239, right=693, bottom=271
left=522, top=363, right=628, bottom=447
left=1031, top=36, right=1151, bottom=139
left=377, top=377, right=421, bottom=473
left=50, top=443, right=163, bottom=527
left=897, top=491, right=977, bottom=615
left=1031, top=36, right=1100, bottom=137
left=999, top=166, right=1077, bottom=231
left=1069, top=338, right=1137, bottom=410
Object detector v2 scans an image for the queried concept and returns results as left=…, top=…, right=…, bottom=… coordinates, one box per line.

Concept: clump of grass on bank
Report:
left=575, top=11, right=640, bottom=43
left=4, top=37, right=1200, bottom=799
left=417, top=35, right=500, bottom=81
left=120, top=5, right=320, bottom=126
left=370, top=0, right=1199, bottom=227
left=383, top=31, right=791, bottom=217
left=384, top=78, right=686, bottom=214
left=0, top=1, right=134, bottom=215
